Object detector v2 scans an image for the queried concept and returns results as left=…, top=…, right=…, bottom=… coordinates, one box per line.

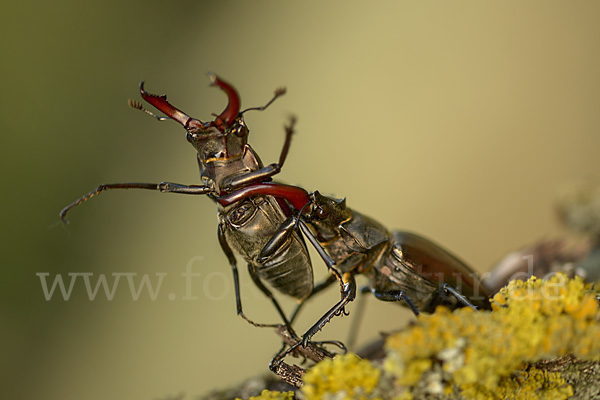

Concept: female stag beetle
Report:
left=61, top=74, right=492, bottom=386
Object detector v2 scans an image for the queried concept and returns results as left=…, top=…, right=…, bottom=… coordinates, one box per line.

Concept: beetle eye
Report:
left=317, top=205, right=328, bottom=218
left=186, top=131, right=198, bottom=142
left=231, top=122, right=247, bottom=137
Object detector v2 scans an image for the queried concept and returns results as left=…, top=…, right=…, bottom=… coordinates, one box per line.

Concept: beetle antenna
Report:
left=127, top=98, right=171, bottom=121
left=241, top=87, right=287, bottom=114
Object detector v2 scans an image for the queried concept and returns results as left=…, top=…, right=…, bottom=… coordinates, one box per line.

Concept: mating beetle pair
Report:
left=61, top=74, right=492, bottom=386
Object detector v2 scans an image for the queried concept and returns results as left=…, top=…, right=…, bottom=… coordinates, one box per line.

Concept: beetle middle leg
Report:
left=277, top=216, right=355, bottom=348
left=260, top=222, right=340, bottom=326
left=278, top=216, right=356, bottom=348
left=259, top=213, right=353, bottom=376
left=299, top=271, right=357, bottom=347
left=288, top=273, right=338, bottom=324
left=258, top=215, right=347, bottom=325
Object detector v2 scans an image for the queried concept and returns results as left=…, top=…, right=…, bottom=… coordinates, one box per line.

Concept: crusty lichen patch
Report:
left=301, top=353, right=382, bottom=400
left=239, top=389, right=295, bottom=400
left=384, top=273, right=599, bottom=399
left=252, top=274, right=599, bottom=400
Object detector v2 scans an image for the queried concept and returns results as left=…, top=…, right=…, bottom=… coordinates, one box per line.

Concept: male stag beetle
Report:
left=61, top=74, right=492, bottom=386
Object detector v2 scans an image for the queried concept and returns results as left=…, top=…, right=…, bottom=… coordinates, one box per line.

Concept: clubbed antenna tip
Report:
left=128, top=98, right=143, bottom=110
left=128, top=97, right=170, bottom=121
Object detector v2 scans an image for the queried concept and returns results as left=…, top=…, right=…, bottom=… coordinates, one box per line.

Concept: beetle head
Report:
left=307, top=191, right=351, bottom=241
left=138, top=73, right=249, bottom=163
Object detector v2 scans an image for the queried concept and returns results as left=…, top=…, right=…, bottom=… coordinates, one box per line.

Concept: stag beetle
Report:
left=61, top=74, right=492, bottom=386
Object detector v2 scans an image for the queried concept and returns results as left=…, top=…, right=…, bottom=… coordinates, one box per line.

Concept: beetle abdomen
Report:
left=254, top=237, right=313, bottom=300
left=219, top=195, right=313, bottom=300
left=370, top=231, right=492, bottom=312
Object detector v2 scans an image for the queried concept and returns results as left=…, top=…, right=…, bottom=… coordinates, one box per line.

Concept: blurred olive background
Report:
left=3, top=1, right=600, bottom=399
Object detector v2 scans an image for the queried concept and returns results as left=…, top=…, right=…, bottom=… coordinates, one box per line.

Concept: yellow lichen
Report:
left=301, top=353, right=381, bottom=400
left=383, top=273, right=600, bottom=399
left=241, top=389, right=295, bottom=400
left=253, top=274, right=597, bottom=399
left=463, top=366, right=574, bottom=400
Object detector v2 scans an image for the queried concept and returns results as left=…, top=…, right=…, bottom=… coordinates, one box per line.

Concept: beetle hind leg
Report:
left=288, top=273, right=338, bottom=324
left=441, top=283, right=479, bottom=310
left=368, top=287, right=421, bottom=316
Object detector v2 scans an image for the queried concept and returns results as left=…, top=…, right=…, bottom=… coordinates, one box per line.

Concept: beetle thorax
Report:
left=197, top=144, right=263, bottom=194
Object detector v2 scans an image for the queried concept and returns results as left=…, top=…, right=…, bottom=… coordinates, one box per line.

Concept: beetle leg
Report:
left=217, top=183, right=311, bottom=215
left=369, top=287, right=420, bottom=316
left=289, top=273, right=338, bottom=324
left=257, top=217, right=297, bottom=264
left=269, top=326, right=347, bottom=388
left=441, top=283, right=479, bottom=310
left=246, top=262, right=298, bottom=336
left=60, top=182, right=210, bottom=222
left=273, top=325, right=341, bottom=363
left=300, top=272, right=357, bottom=348
left=283, top=217, right=354, bottom=347
left=366, top=284, right=479, bottom=318
left=217, top=224, right=292, bottom=331
left=256, top=213, right=338, bottom=276
left=345, top=285, right=370, bottom=350
left=269, top=340, right=308, bottom=389
left=221, top=117, right=296, bottom=191
left=297, top=219, right=337, bottom=270
left=258, top=214, right=343, bottom=327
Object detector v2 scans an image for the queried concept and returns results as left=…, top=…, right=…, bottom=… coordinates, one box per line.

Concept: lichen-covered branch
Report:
left=212, top=274, right=599, bottom=400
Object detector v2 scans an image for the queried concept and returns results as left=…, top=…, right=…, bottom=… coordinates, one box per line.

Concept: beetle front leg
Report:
left=60, top=182, right=211, bottom=222
left=221, top=117, right=296, bottom=191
